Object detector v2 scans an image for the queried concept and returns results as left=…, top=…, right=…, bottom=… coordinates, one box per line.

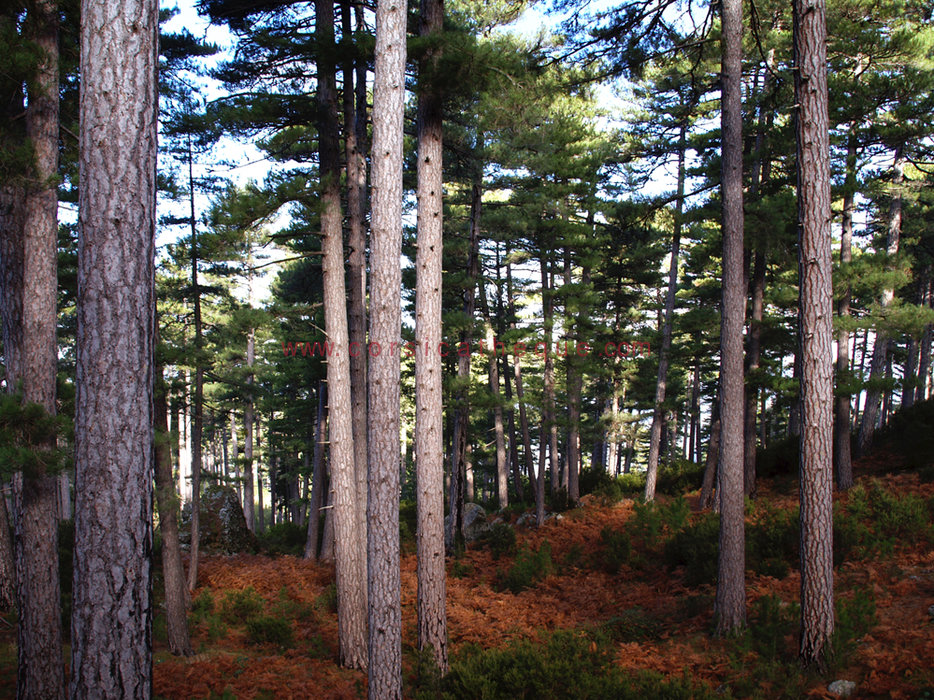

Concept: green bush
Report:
left=245, top=615, right=295, bottom=649
left=629, top=497, right=690, bottom=549
left=190, top=590, right=215, bottom=622
left=440, top=630, right=719, bottom=700
left=399, top=500, right=418, bottom=548
left=663, top=513, right=720, bottom=586
left=746, top=505, right=799, bottom=579
left=220, top=587, right=265, bottom=623
left=616, top=472, right=646, bottom=495
left=255, top=521, right=306, bottom=556
left=316, top=583, right=338, bottom=613
left=498, top=541, right=554, bottom=593
left=831, top=590, right=877, bottom=668
left=834, top=481, right=932, bottom=563
left=596, top=527, right=630, bottom=574
left=656, top=459, right=706, bottom=496
left=481, top=522, right=517, bottom=560
left=746, top=595, right=798, bottom=659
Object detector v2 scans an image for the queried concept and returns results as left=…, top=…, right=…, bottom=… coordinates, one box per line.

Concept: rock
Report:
left=180, top=484, right=256, bottom=554
left=928, top=603, right=934, bottom=618
left=515, top=512, right=537, bottom=528
left=443, top=502, right=491, bottom=543
left=828, top=680, right=857, bottom=697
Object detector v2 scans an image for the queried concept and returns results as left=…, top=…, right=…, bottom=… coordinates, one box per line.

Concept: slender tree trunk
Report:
left=857, top=145, right=904, bottom=456
left=244, top=329, right=256, bottom=530
left=305, top=383, right=328, bottom=560
left=230, top=413, right=241, bottom=504
left=564, top=251, right=583, bottom=505
left=414, top=0, right=448, bottom=668
left=342, top=0, right=369, bottom=581
left=715, top=0, right=747, bottom=635
left=917, top=275, right=933, bottom=403
left=447, top=179, right=481, bottom=549
left=541, top=258, right=560, bottom=497
left=154, top=359, right=193, bottom=657
left=646, top=123, right=687, bottom=501
left=72, top=1, right=157, bottom=693
left=834, top=132, right=857, bottom=490
left=315, top=0, right=367, bottom=670
left=480, top=285, right=509, bottom=510
left=794, top=0, right=835, bottom=666
left=368, top=0, right=406, bottom=692
left=700, top=397, right=721, bottom=510
left=690, top=365, right=700, bottom=463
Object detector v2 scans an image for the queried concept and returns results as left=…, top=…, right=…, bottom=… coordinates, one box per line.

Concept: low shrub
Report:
left=498, top=541, right=554, bottom=593
left=656, top=459, right=706, bottom=496
left=596, top=527, right=630, bottom=574
left=481, top=522, right=517, bottom=560
left=255, top=522, right=306, bottom=556
left=663, top=513, right=720, bottom=586
left=600, top=608, right=661, bottom=642
left=245, top=615, right=294, bottom=650
left=219, top=586, right=265, bottom=623
left=746, top=505, right=799, bottom=579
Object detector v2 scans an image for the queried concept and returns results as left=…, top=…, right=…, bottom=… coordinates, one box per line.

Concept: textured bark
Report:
left=646, top=124, right=686, bottom=501
left=305, top=383, right=327, bottom=559
left=715, top=0, right=747, bottom=635
left=5, top=3, right=67, bottom=696
left=834, top=132, right=857, bottom=491
left=154, top=363, right=193, bottom=657
left=857, top=145, right=904, bottom=456
left=0, top=494, right=14, bottom=611
left=916, top=276, right=933, bottom=403
left=794, top=0, right=835, bottom=666
left=316, top=0, right=367, bottom=671
left=414, top=0, right=448, bottom=669
left=743, top=249, right=766, bottom=498
left=342, top=0, right=369, bottom=573
left=699, top=397, right=721, bottom=510
left=368, top=0, right=406, bottom=694
left=481, top=304, right=508, bottom=509
left=564, top=251, right=582, bottom=506
left=72, top=0, right=158, bottom=694
left=689, top=365, right=700, bottom=463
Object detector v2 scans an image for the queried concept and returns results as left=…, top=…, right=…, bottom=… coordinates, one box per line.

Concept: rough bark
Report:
left=715, top=0, right=747, bottom=635
left=700, top=396, right=721, bottom=510
left=414, top=0, right=448, bottom=669
left=72, top=0, right=158, bottom=694
left=342, top=0, right=369, bottom=575
left=646, top=124, right=686, bottom=501
left=154, top=361, right=193, bottom=657
left=794, top=0, right=835, bottom=666
left=541, top=258, right=560, bottom=497
left=916, top=275, right=933, bottom=403
left=834, top=132, right=857, bottom=491
left=368, top=0, right=406, bottom=693
left=316, top=0, right=367, bottom=670
left=186, top=141, right=203, bottom=592
left=564, top=251, right=582, bottom=506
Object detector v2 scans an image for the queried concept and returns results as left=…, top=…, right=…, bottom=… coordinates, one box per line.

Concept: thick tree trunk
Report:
left=315, top=0, right=367, bottom=670
left=414, top=0, right=448, bottom=668
left=794, top=0, right=835, bottom=666
left=154, top=362, right=193, bottom=657
left=834, top=132, right=857, bottom=490
left=715, top=0, right=747, bottom=635
left=646, top=124, right=686, bottom=501
left=72, top=0, right=158, bottom=693
left=368, top=0, right=406, bottom=693
left=857, top=145, right=904, bottom=456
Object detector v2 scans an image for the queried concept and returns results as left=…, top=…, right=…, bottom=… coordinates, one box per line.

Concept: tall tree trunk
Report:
left=305, top=383, right=328, bottom=560
left=857, top=144, right=904, bottom=456
left=243, top=329, right=256, bottom=530
left=154, top=359, right=193, bottom=657
left=690, top=365, right=700, bottom=463
left=541, top=257, right=560, bottom=497
left=72, top=0, right=157, bottom=692
left=794, top=0, right=835, bottom=666
left=834, top=132, right=857, bottom=490
left=368, top=0, right=406, bottom=693
left=916, top=274, right=933, bottom=403
left=315, top=0, right=367, bottom=670
left=715, top=0, right=747, bottom=635
left=414, top=0, right=448, bottom=668
left=699, top=396, right=721, bottom=510
left=646, top=122, right=686, bottom=501
left=230, top=413, right=241, bottom=504
left=480, top=284, right=509, bottom=510
left=186, top=129, right=204, bottom=594
left=447, top=178, right=481, bottom=549
left=342, top=0, right=369, bottom=579
left=564, top=250, right=583, bottom=505
left=743, top=249, right=766, bottom=497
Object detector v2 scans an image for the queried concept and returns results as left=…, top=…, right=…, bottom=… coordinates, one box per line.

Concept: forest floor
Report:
left=0, top=453, right=932, bottom=698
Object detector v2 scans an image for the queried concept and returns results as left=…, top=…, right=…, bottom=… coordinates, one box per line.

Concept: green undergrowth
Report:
left=413, top=628, right=722, bottom=700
